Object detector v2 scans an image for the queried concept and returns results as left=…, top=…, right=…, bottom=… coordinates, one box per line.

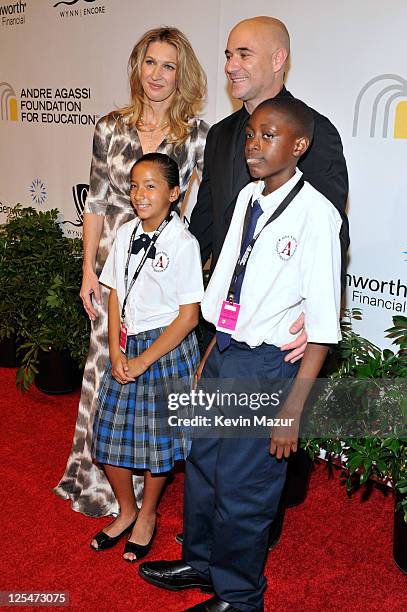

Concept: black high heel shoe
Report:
left=90, top=518, right=137, bottom=552
left=122, top=525, right=157, bottom=562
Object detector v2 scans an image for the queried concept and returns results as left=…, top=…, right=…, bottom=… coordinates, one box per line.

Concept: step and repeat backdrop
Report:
left=1, top=0, right=406, bottom=348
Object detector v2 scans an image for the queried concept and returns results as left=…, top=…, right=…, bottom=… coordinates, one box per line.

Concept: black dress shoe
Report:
left=175, top=532, right=184, bottom=545
left=138, top=560, right=213, bottom=592
left=183, top=596, right=242, bottom=611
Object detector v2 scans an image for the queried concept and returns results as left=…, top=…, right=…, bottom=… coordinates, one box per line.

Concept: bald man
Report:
left=190, top=17, right=348, bottom=289
left=139, top=17, right=348, bottom=612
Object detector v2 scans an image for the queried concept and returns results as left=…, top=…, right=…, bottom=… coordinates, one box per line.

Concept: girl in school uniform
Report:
left=90, top=152, right=203, bottom=561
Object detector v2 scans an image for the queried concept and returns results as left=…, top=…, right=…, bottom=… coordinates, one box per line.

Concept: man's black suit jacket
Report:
left=189, top=86, right=349, bottom=288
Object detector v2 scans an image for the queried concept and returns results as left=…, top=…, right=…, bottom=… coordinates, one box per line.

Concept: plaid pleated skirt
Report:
left=92, top=328, right=199, bottom=473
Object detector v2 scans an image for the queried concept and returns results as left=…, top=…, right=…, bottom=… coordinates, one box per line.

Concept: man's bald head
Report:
left=231, top=16, right=290, bottom=57
left=225, top=16, right=291, bottom=113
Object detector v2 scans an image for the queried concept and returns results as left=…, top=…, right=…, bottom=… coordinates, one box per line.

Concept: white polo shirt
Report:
left=100, top=212, right=204, bottom=334
left=201, top=169, right=342, bottom=347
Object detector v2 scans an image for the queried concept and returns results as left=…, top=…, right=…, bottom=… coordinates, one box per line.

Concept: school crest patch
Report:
left=152, top=251, right=170, bottom=272
left=276, top=236, right=298, bottom=260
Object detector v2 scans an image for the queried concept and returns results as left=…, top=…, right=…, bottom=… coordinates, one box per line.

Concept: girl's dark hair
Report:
left=132, top=153, right=180, bottom=208
left=132, top=153, right=180, bottom=210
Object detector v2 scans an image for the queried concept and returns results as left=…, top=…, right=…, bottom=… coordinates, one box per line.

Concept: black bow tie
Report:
left=131, top=233, right=156, bottom=259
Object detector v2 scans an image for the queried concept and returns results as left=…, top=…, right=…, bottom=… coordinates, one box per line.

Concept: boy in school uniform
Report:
left=139, top=97, right=343, bottom=611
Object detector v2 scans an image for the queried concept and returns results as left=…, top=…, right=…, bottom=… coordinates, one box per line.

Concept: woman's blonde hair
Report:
left=118, top=26, right=207, bottom=145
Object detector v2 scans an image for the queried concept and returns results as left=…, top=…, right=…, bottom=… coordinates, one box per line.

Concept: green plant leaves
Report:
left=304, top=308, right=407, bottom=522
left=0, top=207, right=90, bottom=392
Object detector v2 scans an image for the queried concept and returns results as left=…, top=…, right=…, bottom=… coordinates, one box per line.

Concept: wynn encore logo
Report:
left=53, top=0, right=106, bottom=19
left=353, top=74, right=407, bottom=138
left=0, top=82, right=18, bottom=120
left=53, top=0, right=105, bottom=17
left=53, top=0, right=95, bottom=6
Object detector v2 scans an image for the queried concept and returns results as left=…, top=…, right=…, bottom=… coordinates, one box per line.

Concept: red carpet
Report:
left=0, top=367, right=406, bottom=611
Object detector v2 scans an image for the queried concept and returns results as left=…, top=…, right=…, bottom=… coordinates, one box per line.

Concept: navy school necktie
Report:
left=216, top=198, right=263, bottom=351
left=131, top=233, right=156, bottom=259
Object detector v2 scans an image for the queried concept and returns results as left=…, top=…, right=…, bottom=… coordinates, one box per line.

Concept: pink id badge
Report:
left=217, top=300, right=241, bottom=332
left=119, top=322, right=128, bottom=354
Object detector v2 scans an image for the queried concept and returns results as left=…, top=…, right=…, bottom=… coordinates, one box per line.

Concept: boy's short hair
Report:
left=255, top=97, right=315, bottom=141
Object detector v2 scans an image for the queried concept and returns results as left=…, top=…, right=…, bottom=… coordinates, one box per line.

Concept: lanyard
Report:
left=227, top=178, right=304, bottom=302
left=121, top=212, right=173, bottom=322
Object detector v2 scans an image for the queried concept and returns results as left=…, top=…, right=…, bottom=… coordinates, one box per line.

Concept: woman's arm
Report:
left=194, top=119, right=210, bottom=180
left=80, top=212, right=104, bottom=320
left=270, top=343, right=329, bottom=459
left=126, top=303, right=199, bottom=378
left=80, top=115, right=116, bottom=320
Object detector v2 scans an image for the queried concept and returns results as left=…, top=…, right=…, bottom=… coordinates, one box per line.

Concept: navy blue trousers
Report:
left=183, top=340, right=299, bottom=611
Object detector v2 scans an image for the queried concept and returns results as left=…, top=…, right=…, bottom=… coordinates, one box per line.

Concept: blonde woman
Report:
left=54, top=27, right=208, bottom=522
